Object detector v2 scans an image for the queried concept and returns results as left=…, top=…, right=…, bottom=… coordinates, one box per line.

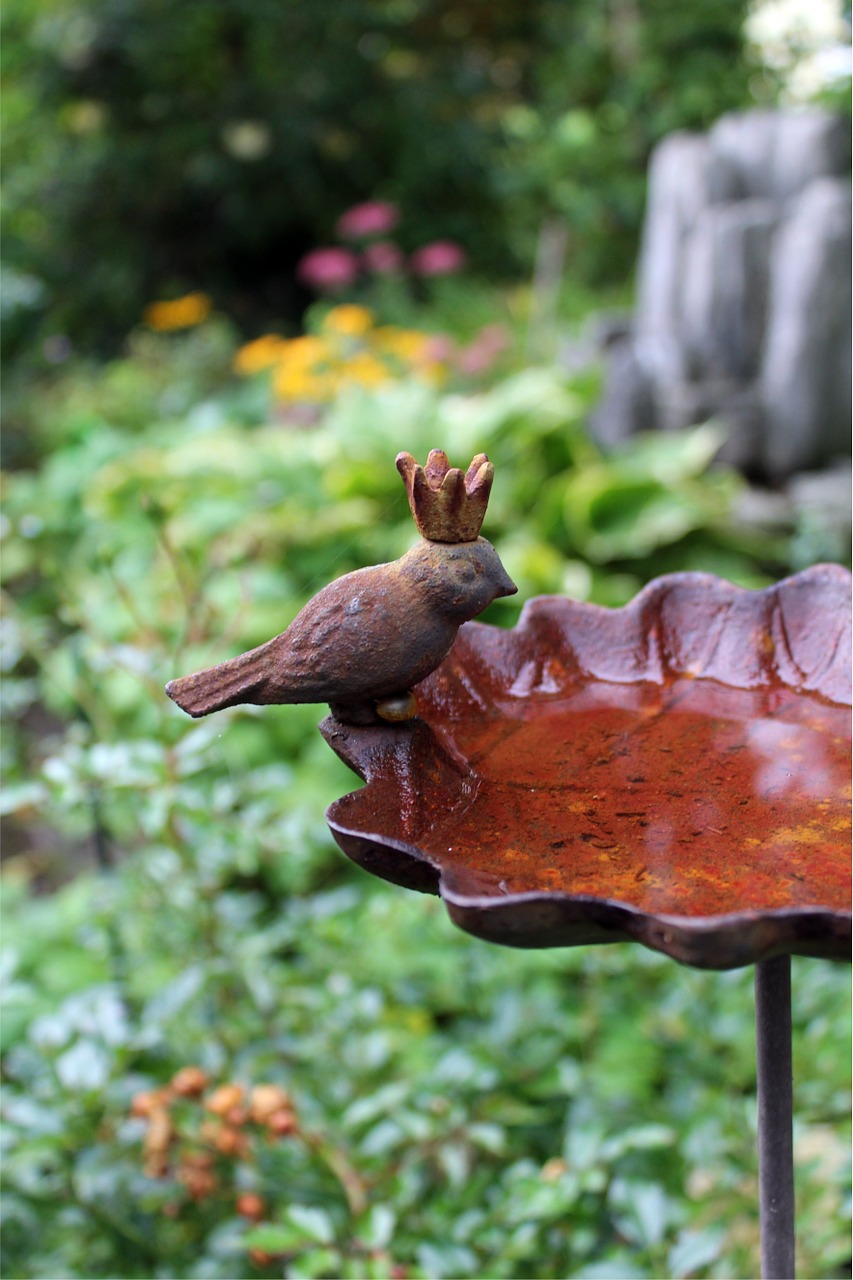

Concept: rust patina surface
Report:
left=323, top=564, right=852, bottom=969
left=166, top=451, right=516, bottom=725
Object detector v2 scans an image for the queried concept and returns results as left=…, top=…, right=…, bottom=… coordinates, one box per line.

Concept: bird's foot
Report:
left=327, top=692, right=418, bottom=726
left=376, top=691, right=418, bottom=722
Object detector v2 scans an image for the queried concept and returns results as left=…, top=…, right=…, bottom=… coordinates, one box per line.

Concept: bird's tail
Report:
left=166, top=643, right=275, bottom=718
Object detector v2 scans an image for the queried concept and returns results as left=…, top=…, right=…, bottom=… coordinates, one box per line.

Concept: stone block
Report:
left=759, top=178, right=852, bottom=476
left=588, top=336, right=658, bottom=449
left=635, top=131, right=712, bottom=383
left=681, top=200, right=777, bottom=380
left=707, top=110, right=848, bottom=203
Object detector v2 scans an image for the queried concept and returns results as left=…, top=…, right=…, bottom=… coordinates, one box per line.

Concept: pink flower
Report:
left=409, top=240, right=467, bottom=277
left=336, top=201, right=399, bottom=240
left=296, top=247, right=360, bottom=292
left=456, top=324, right=511, bottom=375
left=362, top=240, right=405, bottom=275
left=422, top=333, right=456, bottom=362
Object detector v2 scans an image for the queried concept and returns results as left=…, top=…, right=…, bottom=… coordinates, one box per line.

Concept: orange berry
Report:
left=180, top=1167, right=218, bottom=1200
left=142, top=1106, right=174, bottom=1178
left=171, top=1066, right=208, bottom=1097
left=177, top=1152, right=218, bottom=1198
left=181, top=1151, right=215, bottom=1171
left=131, top=1087, right=172, bottom=1117
left=199, top=1120, right=222, bottom=1146
left=214, top=1125, right=250, bottom=1157
left=249, top=1084, right=292, bottom=1124
left=143, top=1150, right=170, bottom=1179
left=266, top=1108, right=298, bottom=1137
left=131, top=1091, right=157, bottom=1118
left=540, top=1157, right=568, bottom=1183
left=226, top=1106, right=249, bottom=1127
left=249, top=1250, right=273, bottom=1267
left=236, top=1192, right=266, bottom=1221
left=205, top=1084, right=245, bottom=1116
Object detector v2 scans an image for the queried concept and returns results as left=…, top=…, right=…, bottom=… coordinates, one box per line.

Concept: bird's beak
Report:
left=495, top=567, right=518, bottom=598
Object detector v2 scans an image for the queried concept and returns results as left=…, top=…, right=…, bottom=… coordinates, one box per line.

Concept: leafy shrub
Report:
left=3, top=323, right=847, bottom=1278
left=2, top=322, right=788, bottom=846
left=2, top=870, right=850, bottom=1279
left=2, top=0, right=760, bottom=352
left=497, top=3, right=772, bottom=282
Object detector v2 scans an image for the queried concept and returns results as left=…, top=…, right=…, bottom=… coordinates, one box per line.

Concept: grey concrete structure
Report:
left=589, top=110, right=850, bottom=479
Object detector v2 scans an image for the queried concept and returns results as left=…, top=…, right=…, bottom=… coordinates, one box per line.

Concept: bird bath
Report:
left=320, top=563, right=852, bottom=1279
left=168, top=452, right=850, bottom=1277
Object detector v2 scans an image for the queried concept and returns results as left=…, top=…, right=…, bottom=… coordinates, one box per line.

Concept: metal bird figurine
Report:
left=165, top=450, right=517, bottom=725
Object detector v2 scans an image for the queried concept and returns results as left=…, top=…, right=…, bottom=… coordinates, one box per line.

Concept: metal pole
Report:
left=755, top=955, right=795, bottom=1280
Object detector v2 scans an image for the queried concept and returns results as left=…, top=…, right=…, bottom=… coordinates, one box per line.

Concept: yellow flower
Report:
left=322, top=305, right=375, bottom=337
left=232, top=334, right=287, bottom=375
left=273, top=363, right=333, bottom=402
left=414, top=360, right=448, bottom=387
left=371, top=326, right=429, bottom=363
left=278, top=334, right=329, bottom=365
left=144, top=292, right=212, bottom=331
left=340, top=352, right=391, bottom=390
left=269, top=335, right=335, bottom=402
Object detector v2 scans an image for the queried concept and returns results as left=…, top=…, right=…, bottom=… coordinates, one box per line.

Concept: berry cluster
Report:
left=130, top=1068, right=297, bottom=1266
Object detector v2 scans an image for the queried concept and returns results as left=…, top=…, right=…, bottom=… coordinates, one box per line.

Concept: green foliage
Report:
left=1, top=328, right=790, bottom=841
left=2, top=328, right=846, bottom=1278
left=2, top=0, right=760, bottom=352
left=2, top=870, right=850, bottom=1279
left=2, top=334, right=786, bottom=799
left=498, top=2, right=763, bottom=280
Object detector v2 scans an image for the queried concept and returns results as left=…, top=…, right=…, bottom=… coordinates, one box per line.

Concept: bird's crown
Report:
left=395, top=449, right=494, bottom=543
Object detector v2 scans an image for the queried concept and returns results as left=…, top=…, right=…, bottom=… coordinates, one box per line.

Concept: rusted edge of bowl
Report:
left=323, top=808, right=851, bottom=969
left=321, top=565, right=853, bottom=970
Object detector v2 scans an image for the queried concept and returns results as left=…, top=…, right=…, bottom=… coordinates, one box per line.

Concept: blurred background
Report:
left=1, top=2, right=851, bottom=1277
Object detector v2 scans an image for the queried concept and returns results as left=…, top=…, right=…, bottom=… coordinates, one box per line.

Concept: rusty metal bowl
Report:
left=322, top=564, right=851, bottom=969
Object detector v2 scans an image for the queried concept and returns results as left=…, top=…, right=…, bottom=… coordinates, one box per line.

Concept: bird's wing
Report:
left=279, top=567, right=428, bottom=701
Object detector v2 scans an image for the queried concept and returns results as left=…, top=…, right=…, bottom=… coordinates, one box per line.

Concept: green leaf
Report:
left=287, top=1247, right=342, bottom=1278
left=0, top=781, right=48, bottom=815
left=360, top=1203, right=396, bottom=1250
left=286, top=1204, right=335, bottom=1245
left=668, top=1228, right=725, bottom=1277
left=243, top=1224, right=302, bottom=1251
left=609, top=1178, right=675, bottom=1249
left=416, top=1242, right=479, bottom=1278
left=573, top=1258, right=650, bottom=1279
left=54, top=1039, right=111, bottom=1092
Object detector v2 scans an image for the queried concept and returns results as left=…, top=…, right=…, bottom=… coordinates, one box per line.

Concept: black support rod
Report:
left=755, top=955, right=795, bottom=1280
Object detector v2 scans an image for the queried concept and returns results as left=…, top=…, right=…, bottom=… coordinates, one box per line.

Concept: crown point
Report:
left=424, top=449, right=451, bottom=487
left=395, top=451, right=417, bottom=482
left=465, top=453, right=489, bottom=481
left=397, top=450, right=494, bottom=543
left=466, top=455, right=494, bottom=499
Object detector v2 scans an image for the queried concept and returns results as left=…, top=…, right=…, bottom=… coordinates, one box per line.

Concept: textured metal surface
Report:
left=323, top=564, right=852, bottom=968
left=396, top=450, right=493, bottom=543
left=166, top=453, right=516, bottom=725
left=755, top=956, right=796, bottom=1279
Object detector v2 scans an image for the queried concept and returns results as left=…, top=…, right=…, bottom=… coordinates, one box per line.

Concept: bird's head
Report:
left=395, top=450, right=517, bottom=623
left=404, top=537, right=517, bottom=623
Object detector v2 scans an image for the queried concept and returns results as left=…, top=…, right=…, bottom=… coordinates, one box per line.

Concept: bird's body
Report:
left=166, top=536, right=516, bottom=724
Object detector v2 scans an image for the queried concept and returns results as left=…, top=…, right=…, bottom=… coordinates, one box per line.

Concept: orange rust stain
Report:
left=397, top=676, right=852, bottom=918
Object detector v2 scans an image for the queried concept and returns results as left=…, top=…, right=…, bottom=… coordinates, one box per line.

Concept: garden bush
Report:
left=1, top=0, right=761, bottom=355
left=3, top=868, right=850, bottom=1279
left=2, top=311, right=849, bottom=1278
